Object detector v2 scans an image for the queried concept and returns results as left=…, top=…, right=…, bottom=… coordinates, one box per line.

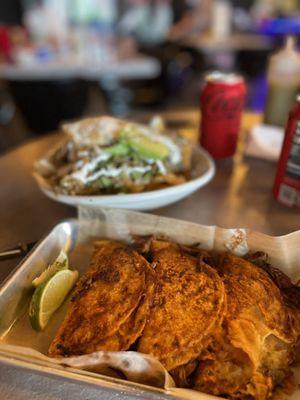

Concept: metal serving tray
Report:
left=0, top=209, right=299, bottom=400
left=0, top=220, right=178, bottom=400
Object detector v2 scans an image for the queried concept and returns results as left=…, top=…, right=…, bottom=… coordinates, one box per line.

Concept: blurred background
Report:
left=0, top=0, right=299, bottom=152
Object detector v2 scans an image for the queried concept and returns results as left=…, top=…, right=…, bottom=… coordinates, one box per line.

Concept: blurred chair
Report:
left=0, top=81, right=28, bottom=153
left=8, top=79, right=89, bottom=134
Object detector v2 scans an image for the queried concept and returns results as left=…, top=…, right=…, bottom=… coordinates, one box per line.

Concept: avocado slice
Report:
left=89, top=176, right=113, bottom=189
left=143, top=171, right=153, bottom=181
left=130, top=170, right=144, bottom=180
left=121, top=127, right=169, bottom=160
left=104, top=141, right=130, bottom=156
left=100, top=176, right=113, bottom=188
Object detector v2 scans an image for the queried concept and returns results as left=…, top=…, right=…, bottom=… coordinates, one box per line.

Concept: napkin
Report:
left=245, top=123, right=284, bottom=161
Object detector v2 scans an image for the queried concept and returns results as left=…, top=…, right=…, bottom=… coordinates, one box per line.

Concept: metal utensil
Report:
left=0, top=241, right=37, bottom=260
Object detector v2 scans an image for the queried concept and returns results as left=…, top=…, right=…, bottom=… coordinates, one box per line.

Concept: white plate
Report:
left=36, top=147, right=215, bottom=210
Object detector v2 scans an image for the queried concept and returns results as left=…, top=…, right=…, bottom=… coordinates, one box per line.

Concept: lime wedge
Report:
left=29, top=269, right=78, bottom=331
left=32, top=250, right=69, bottom=288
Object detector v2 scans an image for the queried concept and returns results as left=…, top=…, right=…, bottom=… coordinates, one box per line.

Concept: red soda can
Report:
left=0, top=25, right=11, bottom=61
left=200, top=72, right=247, bottom=158
left=273, top=95, right=300, bottom=208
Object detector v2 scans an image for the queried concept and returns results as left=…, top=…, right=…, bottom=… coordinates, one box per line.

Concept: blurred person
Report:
left=115, top=0, right=171, bottom=107
left=118, top=0, right=201, bottom=45
left=118, top=0, right=173, bottom=46
left=118, top=0, right=202, bottom=106
left=230, top=0, right=255, bottom=32
left=169, top=0, right=211, bottom=40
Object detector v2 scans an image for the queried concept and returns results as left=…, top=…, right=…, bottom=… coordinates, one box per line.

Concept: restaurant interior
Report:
left=0, top=1, right=300, bottom=400
left=0, top=0, right=299, bottom=146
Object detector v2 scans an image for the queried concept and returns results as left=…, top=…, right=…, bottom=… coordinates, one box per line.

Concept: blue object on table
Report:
left=247, top=73, right=268, bottom=112
left=35, top=46, right=54, bottom=63
left=259, top=17, right=300, bottom=35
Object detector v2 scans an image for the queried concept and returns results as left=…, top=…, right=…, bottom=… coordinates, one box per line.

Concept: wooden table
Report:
left=0, top=56, right=160, bottom=81
left=0, top=109, right=299, bottom=399
left=180, top=33, right=274, bottom=52
left=177, top=33, right=274, bottom=70
left=0, top=55, right=161, bottom=118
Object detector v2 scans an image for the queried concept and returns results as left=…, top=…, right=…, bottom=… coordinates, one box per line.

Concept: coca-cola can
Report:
left=200, top=72, right=247, bottom=159
left=273, top=95, right=300, bottom=208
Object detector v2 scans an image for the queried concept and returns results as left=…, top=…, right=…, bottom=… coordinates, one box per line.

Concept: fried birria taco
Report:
left=137, top=240, right=226, bottom=377
left=48, top=241, right=154, bottom=356
left=47, top=238, right=300, bottom=400
left=194, top=253, right=300, bottom=400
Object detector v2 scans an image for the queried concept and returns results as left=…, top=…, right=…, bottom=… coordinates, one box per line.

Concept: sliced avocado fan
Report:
left=104, top=141, right=130, bottom=156
left=121, top=126, right=169, bottom=160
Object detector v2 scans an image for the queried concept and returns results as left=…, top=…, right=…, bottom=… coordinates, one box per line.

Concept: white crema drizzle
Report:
left=62, top=153, right=154, bottom=187
left=61, top=121, right=181, bottom=187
